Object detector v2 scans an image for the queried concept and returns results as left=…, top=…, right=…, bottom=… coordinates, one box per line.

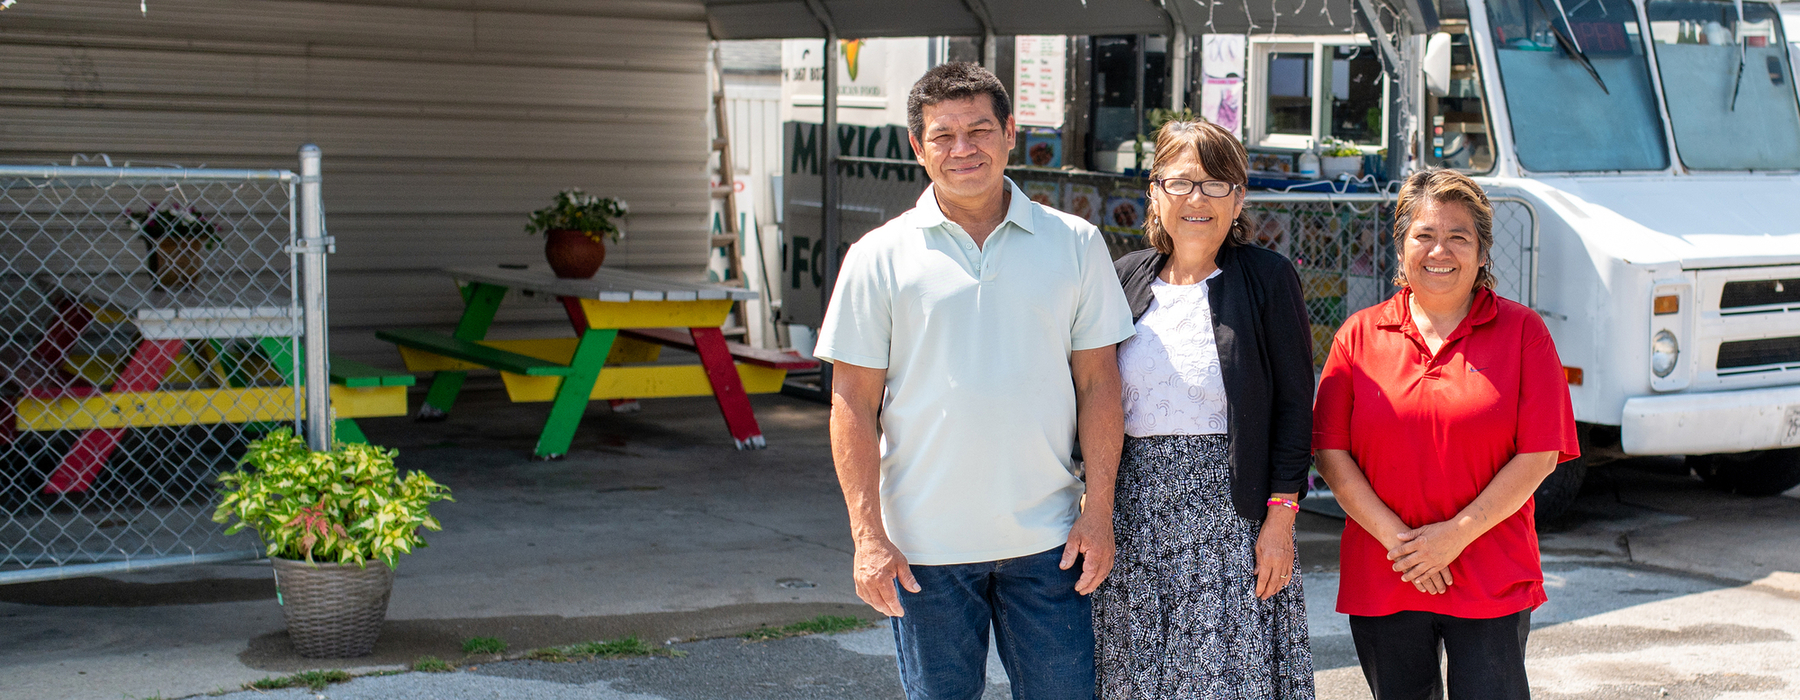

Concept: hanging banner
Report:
left=1201, top=34, right=1247, bottom=137
left=1201, top=79, right=1244, bottom=135
left=1014, top=36, right=1067, bottom=128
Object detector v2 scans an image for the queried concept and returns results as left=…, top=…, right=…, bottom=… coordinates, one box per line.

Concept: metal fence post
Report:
left=298, top=144, right=332, bottom=451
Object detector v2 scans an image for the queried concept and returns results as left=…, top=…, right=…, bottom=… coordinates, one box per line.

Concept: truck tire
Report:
left=1533, top=456, right=1587, bottom=525
left=1689, top=448, right=1800, bottom=497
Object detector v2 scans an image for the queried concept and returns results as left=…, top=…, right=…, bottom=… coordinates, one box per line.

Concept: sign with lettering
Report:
left=1015, top=36, right=1067, bottom=128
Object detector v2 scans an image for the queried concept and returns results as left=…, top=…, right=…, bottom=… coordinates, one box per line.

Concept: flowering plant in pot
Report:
left=524, top=188, right=628, bottom=279
left=212, top=428, right=452, bottom=657
left=127, top=202, right=219, bottom=290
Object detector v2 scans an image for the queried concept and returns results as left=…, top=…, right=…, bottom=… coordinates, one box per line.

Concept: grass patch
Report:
left=523, top=635, right=684, bottom=663
left=461, top=635, right=509, bottom=655
left=412, top=655, right=455, bottom=673
left=743, top=614, right=876, bottom=642
left=243, top=669, right=353, bottom=692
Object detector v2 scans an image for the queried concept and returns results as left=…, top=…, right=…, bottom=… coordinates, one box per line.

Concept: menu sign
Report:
left=1014, top=36, right=1067, bottom=128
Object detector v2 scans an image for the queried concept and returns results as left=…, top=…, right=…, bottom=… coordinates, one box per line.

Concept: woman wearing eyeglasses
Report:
left=1092, top=120, right=1317, bottom=700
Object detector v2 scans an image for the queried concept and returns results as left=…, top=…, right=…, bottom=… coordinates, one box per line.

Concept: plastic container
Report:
left=1298, top=149, right=1321, bottom=179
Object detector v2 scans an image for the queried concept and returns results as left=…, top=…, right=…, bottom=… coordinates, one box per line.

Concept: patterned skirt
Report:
left=1093, top=434, right=1316, bottom=700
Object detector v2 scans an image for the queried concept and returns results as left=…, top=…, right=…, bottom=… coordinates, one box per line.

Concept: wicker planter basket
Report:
left=271, top=557, right=396, bottom=658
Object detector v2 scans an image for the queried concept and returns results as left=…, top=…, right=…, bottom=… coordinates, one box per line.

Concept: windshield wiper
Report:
left=1730, top=0, right=1747, bottom=110
left=1534, top=0, right=1611, bottom=93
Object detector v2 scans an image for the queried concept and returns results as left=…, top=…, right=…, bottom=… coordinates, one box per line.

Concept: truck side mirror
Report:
left=1424, top=32, right=1454, bottom=98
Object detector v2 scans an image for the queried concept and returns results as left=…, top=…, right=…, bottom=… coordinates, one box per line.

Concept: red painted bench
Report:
left=618, top=327, right=819, bottom=371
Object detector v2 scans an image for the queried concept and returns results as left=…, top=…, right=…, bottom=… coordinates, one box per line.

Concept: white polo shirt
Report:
left=814, top=178, right=1135, bottom=566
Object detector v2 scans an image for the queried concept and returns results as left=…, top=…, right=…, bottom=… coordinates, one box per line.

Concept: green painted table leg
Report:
left=246, top=337, right=299, bottom=435
left=420, top=282, right=508, bottom=419
left=334, top=418, right=369, bottom=444
left=533, top=328, right=617, bottom=458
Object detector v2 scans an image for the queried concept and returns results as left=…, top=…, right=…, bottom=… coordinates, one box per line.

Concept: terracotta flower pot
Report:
left=150, top=237, right=207, bottom=290
left=271, top=557, right=396, bottom=658
left=544, top=228, right=606, bottom=279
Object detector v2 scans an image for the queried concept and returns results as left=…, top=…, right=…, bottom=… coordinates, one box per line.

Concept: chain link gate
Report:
left=0, top=148, right=333, bottom=584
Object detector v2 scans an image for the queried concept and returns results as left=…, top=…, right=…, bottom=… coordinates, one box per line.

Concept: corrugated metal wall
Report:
left=0, top=0, right=712, bottom=363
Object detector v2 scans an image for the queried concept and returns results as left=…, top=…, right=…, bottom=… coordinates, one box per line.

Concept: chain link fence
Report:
left=1237, top=194, right=1398, bottom=366
left=0, top=157, right=328, bottom=584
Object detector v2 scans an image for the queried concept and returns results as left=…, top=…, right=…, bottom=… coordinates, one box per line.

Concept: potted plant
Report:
left=127, top=202, right=218, bottom=290
left=1124, top=108, right=1203, bottom=173
left=525, top=188, right=628, bottom=279
left=212, top=428, right=452, bottom=658
left=1319, top=137, right=1366, bottom=181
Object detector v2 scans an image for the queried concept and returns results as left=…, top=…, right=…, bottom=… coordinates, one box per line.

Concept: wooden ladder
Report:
left=710, top=46, right=748, bottom=337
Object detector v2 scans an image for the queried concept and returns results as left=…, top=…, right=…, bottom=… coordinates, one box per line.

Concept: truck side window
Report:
left=1426, top=21, right=1496, bottom=172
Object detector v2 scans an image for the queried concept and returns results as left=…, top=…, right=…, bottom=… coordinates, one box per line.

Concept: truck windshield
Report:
left=1646, top=0, right=1800, bottom=170
left=1486, top=0, right=1670, bottom=171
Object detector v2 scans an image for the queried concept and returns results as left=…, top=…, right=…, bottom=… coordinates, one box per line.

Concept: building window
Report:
left=1265, top=52, right=1314, bottom=136
left=1329, top=45, right=1386, bottom=144
left=1250, top=38, right=1387, bottom=150
left=1089, top=35, right=1169, bottom=154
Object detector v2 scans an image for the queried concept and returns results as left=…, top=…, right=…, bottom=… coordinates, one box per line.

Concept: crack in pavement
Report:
left=689, top=509, right=854, bottom=556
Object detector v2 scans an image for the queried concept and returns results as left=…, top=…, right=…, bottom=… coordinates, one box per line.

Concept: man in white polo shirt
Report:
left=814, top=62, right=1134, bottom=700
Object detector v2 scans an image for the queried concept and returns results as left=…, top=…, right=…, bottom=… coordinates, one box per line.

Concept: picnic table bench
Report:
left=376, top=267, right=816, bottom=458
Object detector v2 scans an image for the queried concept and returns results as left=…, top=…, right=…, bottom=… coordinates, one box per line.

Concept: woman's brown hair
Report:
left=1142, top=120, right=1254, bottom=255
left=1391, top=169, right=1496, bottom=290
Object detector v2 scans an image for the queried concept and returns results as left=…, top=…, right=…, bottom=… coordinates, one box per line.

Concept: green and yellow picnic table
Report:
left=376, top=267, right=816, bottom=458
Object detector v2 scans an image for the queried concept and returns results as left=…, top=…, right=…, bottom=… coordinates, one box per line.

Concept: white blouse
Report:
left=1119, top=272, right=1230, bottom=437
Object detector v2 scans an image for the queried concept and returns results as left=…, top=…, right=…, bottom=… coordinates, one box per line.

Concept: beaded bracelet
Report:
left=1266, top=497, right=1301, bottom=513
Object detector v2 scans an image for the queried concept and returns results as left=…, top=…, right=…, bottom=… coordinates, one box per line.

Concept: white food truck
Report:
left=1337, top=0, right=1800, bottom=510
left=771, top=1, right=1800, bottom=519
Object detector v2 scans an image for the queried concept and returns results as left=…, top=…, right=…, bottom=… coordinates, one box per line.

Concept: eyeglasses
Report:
left=1153, top=178, right=1241, bottom=198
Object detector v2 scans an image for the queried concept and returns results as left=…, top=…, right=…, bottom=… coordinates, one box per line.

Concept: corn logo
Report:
left=841, top=39, right=864, bottom=81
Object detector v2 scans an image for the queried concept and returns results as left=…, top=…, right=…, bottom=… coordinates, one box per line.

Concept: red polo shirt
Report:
left=1313, top=287, right=1579, bottom=619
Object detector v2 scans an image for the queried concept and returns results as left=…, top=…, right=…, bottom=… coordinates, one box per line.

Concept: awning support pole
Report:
left=802, top=0, right=839, bottom=392
left=821, top=28, right=839, bottom=321
left=1170, top=25, right=1189, bottom=112
left=962, top=0, right=1000, bottom=71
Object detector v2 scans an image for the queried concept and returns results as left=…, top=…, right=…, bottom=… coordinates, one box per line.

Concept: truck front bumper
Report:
left=1621, top=384, right=1800, bottom=455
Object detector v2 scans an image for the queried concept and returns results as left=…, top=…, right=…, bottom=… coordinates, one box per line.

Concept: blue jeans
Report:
left=890, top=546, right=1096, bottom=700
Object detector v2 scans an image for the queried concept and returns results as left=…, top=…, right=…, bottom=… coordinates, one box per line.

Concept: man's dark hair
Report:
left=907, top=62, right=1011, bottom=141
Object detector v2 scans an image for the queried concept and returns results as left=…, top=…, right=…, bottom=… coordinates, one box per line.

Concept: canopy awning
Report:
left=703, top=0, right=1366, bottom=40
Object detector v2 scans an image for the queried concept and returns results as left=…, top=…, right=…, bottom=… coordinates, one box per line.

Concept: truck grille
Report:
left=1717, top=335, right=1800, bottom=371
left=1721, top=278, right=1800, bottom=311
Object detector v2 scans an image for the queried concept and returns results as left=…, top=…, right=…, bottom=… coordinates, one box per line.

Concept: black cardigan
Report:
left=1114, top=243, right=1316, bottom=521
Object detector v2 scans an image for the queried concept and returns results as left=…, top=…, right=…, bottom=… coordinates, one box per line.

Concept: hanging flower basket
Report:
left=128, top=202, right=218, bottom=290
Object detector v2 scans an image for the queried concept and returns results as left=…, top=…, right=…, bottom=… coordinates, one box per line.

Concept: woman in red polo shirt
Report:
left=1313, top=169, right=1579, bottom=700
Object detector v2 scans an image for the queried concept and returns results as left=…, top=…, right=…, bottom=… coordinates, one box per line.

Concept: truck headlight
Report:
left=1652, top=330, right=1679, bottom=377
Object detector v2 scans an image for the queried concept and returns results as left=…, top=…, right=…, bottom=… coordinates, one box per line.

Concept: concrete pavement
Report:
left=2, top=385, right=1798, bottom=699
